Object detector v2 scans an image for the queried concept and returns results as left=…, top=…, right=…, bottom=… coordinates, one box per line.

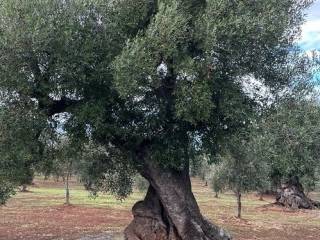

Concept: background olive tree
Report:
left=253, top=97, right=320, bottom=208
left=215, top=132, right=270, bottom=218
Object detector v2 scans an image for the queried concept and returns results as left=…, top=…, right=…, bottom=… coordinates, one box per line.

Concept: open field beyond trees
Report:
left=1, top=178, right=319, bottom=240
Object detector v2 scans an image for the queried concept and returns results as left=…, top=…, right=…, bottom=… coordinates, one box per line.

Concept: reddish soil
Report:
left=1, top=179, right=319, bottom=240
left=0, top=204, right=131, bottom=240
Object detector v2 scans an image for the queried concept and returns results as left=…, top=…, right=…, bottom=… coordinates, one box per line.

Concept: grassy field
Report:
left=0, top=178, right=319, bottom=240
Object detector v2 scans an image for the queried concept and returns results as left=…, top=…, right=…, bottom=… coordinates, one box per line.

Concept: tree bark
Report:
left=65, top=173, right=70, bottom=205
left=276, top=176, right=320, bottom=209
left=236, top=192, right=241, bottom=219
left=125, top=161, right=231, bottom=240
left=259, top=192, right=264, bottom=201
left=21, top=185, right=28, bottom=192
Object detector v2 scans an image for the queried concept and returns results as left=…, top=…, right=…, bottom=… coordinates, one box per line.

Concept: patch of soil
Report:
left=0, top=205, right=131, bottom=240
left=249, top=226, right=320, bottom=240
left=78, top=232, right=123, bottom=240
left=1, top=178, right=319, bottom=240
left=257, top=202, right=318, bottom=214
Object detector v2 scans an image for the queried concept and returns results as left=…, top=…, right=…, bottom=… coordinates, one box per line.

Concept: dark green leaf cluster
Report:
left=255, top=98, right=320, bottom=188
left=0, top=100, right=46, bottom=201
left=215, top=131, right=270, bottom=194
left=78, top=143, right=136, bottom=199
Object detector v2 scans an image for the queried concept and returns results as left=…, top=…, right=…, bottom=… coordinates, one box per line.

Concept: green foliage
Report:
left=175, top=76, right=214, bottom=124
left=254, top=98, right=320, bottom=188
left=134, top=175, right=149, bottom=193
left=211, top=166, right=225, bottom=197
left=39, top=135, right=80, bottom=180
left=301, top=175, right=317, bottom=195
left=0, top=0, right=314, bottom=204
left=0, top=101, right=46, bottom=200
left=190, top=155, right=215, bottom=183
left=0, top=180, right=15, bottom=205
left=216, top=132, right=270, bottom=195
left=77, top=142, right=136, bottom=200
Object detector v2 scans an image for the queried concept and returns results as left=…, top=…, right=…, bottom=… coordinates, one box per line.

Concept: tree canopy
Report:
left=254, top=97, right=320, bottom=190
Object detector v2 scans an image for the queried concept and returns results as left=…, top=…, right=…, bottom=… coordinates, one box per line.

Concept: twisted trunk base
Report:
left=276, top=176, right=320, bottom=209
left=125, top=162, right=231, bottom=240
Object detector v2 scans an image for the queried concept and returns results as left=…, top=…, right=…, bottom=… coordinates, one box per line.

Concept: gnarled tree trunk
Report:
left=125, top=161, right=231, bottom=240
left=276, top=176, right=320, bottom=209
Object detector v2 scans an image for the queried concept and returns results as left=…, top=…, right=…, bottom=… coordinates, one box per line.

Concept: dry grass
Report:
left=0, top=177, right=319, bottom=240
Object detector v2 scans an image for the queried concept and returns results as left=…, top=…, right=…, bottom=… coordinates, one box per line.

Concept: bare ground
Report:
left=0, top=178, right=319, bottom=240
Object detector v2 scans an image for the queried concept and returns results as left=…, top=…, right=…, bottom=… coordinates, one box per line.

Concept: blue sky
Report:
left=300, top=0, right=320, bottom=51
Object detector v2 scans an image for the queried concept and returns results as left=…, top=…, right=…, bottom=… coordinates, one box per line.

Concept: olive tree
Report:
left=255, top=98, right=320, bottom=209
left=211, top=165, right=225, bottom=198
left=0, top=102, right=45, bottom=198
left=41, top=135, right=81, bottom=205
left=216, top=132, right=270, bottom=218
left=0, top=0, right=313, bottom=239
